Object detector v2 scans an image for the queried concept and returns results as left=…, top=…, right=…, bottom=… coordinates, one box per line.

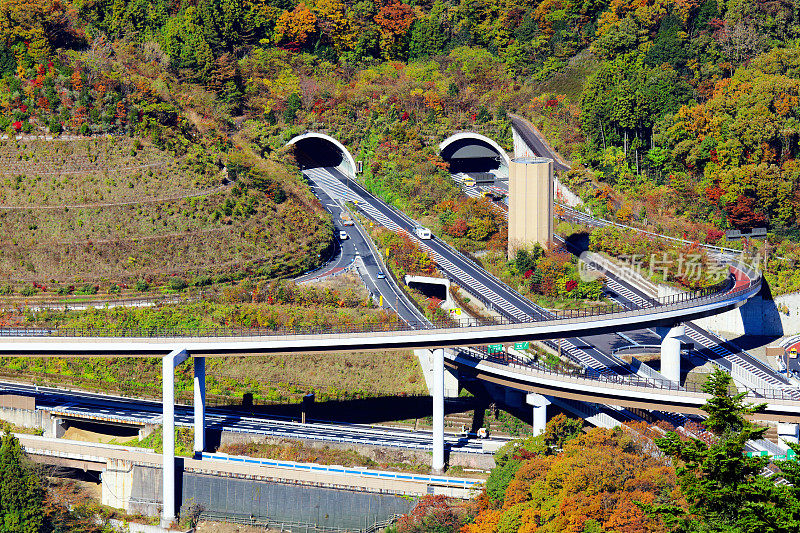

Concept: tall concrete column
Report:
left=660, top=325, right=685, bottom=383
left=162, top=349, right=188, bottom=528
left=432, top=348, right=445, bottom=473
left=527, top=393, right=551, bottom=436
left=778, top=423, right=800, bottom=447
left=193, top=357, right=206, bottom=455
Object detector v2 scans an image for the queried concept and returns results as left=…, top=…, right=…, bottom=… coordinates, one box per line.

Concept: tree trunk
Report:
left=624, top=130, right=628, bottom=156
left=600, top=123, right=606, bottom=151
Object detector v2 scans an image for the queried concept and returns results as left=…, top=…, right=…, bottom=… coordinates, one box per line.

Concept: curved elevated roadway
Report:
left=0, top=273, right=759, bottom=356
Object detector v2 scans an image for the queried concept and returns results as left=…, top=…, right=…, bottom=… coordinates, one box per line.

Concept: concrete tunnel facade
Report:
left=286, top=132, right=358, bottom=178
left=439, top=132, right=511, bottom=180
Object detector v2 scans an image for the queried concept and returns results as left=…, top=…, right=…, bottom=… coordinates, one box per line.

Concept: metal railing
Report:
left=0, top=272, right=760, bottom=339
left=459, top=345, right=800, bottom=402
left=194, top=509, right=400, bottom=533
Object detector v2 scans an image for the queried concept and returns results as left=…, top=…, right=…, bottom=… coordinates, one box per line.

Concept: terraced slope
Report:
left=0, top=138, right=331, bottom=292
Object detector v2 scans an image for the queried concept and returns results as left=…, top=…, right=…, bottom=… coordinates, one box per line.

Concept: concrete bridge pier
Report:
left=658, top=324, right=685, bottom=383
left=778, top=423, right=800, bottom=447
left=527, top=393, right=551, bottom=436
left=101, top=459, right=133, bottom=510
left=432, top=348, right=445, bottom=474
left=162, top=348, right=189, bottom=528
left=194, top=357, right=206, bottom=455
left=415, top=349, right=459, bottom=397
left=49, top=416, right=66, bottom=439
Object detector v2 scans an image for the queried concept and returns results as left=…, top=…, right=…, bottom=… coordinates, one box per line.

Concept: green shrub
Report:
left=168, top=277, right=187, bottom=291
left=77, top=283, right=98, bottom=295
left=20, top=285, right=37, bottom=297
left=0, top=284, right=12, bottom=295
left=108, top=284, right=121, bottom=294
left=192, top=275, right=212, bottom=287
left=135, top=280, right=149, bottom=292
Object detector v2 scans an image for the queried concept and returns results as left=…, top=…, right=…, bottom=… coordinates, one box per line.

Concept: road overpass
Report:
left=0, top=263, right=769, bottom=526
left=16, top=433, right=478, bottom=528
left=0, top=126, right=784, bottom=526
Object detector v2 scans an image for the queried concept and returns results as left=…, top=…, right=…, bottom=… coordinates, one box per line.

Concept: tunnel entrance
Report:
left=407, top=280, right=448, bottom=301
left=439, top=133, right=510, bottom=181
left=293, top=137, right=345, bottom=169
left=286, top=132, right=357, bottom=177
left=61, top=418, right=143, bottom=442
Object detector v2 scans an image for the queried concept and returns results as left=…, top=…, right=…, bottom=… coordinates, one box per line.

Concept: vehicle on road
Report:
left=340, top=212, right=354, bottom=226
left=339, top=230, right=349, bottom=240
left=463, top=176, right=476, bottom=187
left=376, top=272, right=386, bottom=279
left=791, top=347, right=798, bottom=359
left=414, top=226, right=432, bottom=239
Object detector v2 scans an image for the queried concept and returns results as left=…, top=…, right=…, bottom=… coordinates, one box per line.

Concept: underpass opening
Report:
left=286, top=132, right=357, bottom=178
left=61, top=418, right=143, bottom=442
left=407, top=280, right=448, bottom=301
left=439, top=132, right=511, bottom=182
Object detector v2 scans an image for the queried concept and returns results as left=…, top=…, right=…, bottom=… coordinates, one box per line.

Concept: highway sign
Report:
left=487, top=344, right=504, bottom=354
left=514, top=341, right=530, bottom=350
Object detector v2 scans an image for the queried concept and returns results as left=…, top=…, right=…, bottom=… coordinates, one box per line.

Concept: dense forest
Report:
left=1, top=0, right=799, bottom=267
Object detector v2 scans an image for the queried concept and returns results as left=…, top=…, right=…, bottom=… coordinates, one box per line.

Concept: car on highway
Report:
left=339, top=230, right=349, bottom=240
left=376, top=272, right=386, bottom=279
left=414, top=226, right=432, bottom=239
left=463, top=176, right=476, bottom=187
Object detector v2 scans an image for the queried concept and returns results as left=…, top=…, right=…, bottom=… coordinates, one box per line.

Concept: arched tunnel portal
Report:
left=439, top=132, right=511, bottom=181
left=286, top=132, right=358, bottom=178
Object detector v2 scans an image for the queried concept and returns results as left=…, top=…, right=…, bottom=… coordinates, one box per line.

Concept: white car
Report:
left=414, top=226, right=432, bottom=239
left=339, top=230, right=349, bottom=240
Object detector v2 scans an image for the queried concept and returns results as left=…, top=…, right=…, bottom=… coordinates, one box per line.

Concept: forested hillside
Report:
left=1, top=0, right=799, bottom=277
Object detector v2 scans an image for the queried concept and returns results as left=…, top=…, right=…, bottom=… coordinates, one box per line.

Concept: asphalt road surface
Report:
left=0, top=380, right=505, bottom=454
left=300, top=171, right=428, bottom=326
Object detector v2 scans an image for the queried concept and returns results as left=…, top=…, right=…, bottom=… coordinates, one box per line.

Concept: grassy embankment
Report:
left=0, top=137, right=332, bottom=297
left=2, top=273, right=426, bottom=404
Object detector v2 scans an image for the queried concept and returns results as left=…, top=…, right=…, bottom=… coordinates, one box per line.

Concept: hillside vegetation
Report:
left=1, top=276, right=422, bottom=402
left=1, top=0, right=797, bottom=282
left=0, top=137, right=332, bottom=293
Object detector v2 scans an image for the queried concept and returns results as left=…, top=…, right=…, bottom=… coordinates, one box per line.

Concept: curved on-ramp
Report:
left=0, top=269, right=761, bottom=356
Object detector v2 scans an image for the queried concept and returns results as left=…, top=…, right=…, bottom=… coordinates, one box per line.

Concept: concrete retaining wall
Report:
left=658, top=284, right=800, bottom=336
left=0, top=406, right=53, bottom=434
left=219, top=430, right=495, bottom=470
left=554, top=175, right=582, bottom=208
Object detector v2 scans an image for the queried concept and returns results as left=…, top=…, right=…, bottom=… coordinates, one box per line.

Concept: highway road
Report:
left=451, top=145, right=789, bottom=393
left=0, top=380, right=505, bottom=455
left=509, top=114, right=570, bottom=172
left=300, top=172, right=428, bottom=326
left=552, top=207, right=791, bottom=390
left=302, top=165, right=658, bottom=383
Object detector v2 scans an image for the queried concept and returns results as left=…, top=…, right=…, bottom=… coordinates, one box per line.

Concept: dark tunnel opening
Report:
left=63, top=418, right=142, bottom=439
left=408, top=281, right=448, bottom=301
left=441, top=138, right=504, bottom=175
left=292, top=137, right=346, bottom=170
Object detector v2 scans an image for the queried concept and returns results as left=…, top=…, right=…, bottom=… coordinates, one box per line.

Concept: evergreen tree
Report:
left=650, top=369, right=800, bottom=531
left=409, top=0, right=448, bottom=59
left=283, top=92, right=302, bottom=123
left=645, top=11, right=688, bottom=68
left=0, top=432, right=45, bottom=533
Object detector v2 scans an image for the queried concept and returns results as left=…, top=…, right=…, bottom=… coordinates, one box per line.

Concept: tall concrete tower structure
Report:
left=508, top=157, right=553, bottom=254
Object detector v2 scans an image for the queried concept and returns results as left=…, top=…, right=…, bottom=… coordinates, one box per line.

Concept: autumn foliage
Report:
left=465, top=424, right=678, bottom=533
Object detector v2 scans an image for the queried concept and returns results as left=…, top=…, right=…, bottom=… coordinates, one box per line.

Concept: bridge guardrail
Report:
left=0, top=270, right=760, bottom=339
left=559, top=203, right=779, bottom=258
left=202, top=452, right=482, bottom=487
left=457, top=344, right=800, bottom=402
